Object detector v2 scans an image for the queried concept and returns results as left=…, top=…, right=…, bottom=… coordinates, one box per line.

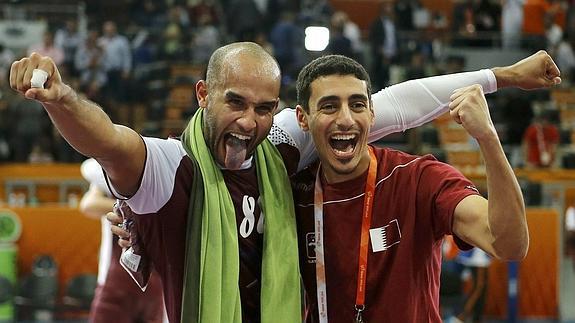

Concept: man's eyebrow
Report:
left=225, top=91, right=278, bottom=106
left=349, top=94, right=368, bottom=101
left=317, top=94, right=368, bottom=105
left=225, top=91, right=245, bottom=101
left=317, top=95, right=340, bottom=105
left=258, top=99, right=279, bottom=108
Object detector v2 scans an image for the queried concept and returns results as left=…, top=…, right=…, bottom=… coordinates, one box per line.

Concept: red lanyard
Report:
left=313, top=146, right=378, bottom=323
left=355, top=146, right=377, bottom=322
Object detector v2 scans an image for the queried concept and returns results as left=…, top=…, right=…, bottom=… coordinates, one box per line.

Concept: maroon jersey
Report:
left=292, top=146, right=479, bottom=323
left=115, top=123, right=300, bottom=323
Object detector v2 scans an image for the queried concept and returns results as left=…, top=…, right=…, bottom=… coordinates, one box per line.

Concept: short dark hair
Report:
left=296, top=55, right=372, bottom=112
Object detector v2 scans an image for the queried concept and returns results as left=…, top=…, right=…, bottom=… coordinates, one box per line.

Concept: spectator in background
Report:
left=54, top=19, right=84, bottom=77
left=452, top=0, right=478, bottom=46
left=172, top=4, right=191, bottom=30
left=6, top=95, right=52, bottom=162
left=502, top=0, right=526, bottom=49
left=545, top=11, right=564, bottom=50
left=79, top=158, right=166, bottom=323
left=394, top=0, right=415, bottom=30
left=227, top=0, right=263, bottom=40
left=28, top=137, right=54, bottom=163
left=0, top=76, right=17, bottom=161
left=28, top=30, right=64, bottom=67
left=522, top=109, right=560, bottom=168
left=474, top=0, right=500, bottom=39
left=553, top=33, right=575, bottom=83
left=0, top=42, right=15, bottom=83
left=454, top=248, right=491, bottom=323
left=130, top=26, right=155, bottom=74
left=270, top=11, right=301, bottom=77
left=405, top=51, right=427, bottom=79
left=522, top=0, right=565, bottom=51
left=98, top=21, right=132, bottom=120
left=187, top=0, right=220, bottom=28
left=369, top=1, right=398, bottom=90
left=452, top=0, right=500, bottom=47
left=331, top=11, right=362, bottom=58
left=158, top=10, right=187, bottom=61
left=131, top=0, right=164, bottom=30
left=412, top=0, right=432, bottom=30
left=299, top=0, right=333, bottom=25
left=327, top=13, right=354, bottom=59
left=500, top=90, right=534, bottom=167
left=191, top=13, right=221, bottom=64
left=75, top=29, right=107, bottom=102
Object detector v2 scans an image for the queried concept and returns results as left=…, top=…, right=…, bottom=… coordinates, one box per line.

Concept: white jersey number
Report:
left=239, top=195, right=264, bottom=238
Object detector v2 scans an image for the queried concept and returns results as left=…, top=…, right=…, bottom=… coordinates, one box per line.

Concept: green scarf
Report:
left=180, top=109, right=301, bottom=323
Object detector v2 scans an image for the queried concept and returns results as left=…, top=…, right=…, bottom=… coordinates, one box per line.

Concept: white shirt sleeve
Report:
left=271, top=69, right=497, bottom=171
left=369, top=69, right=497, bottom=141
left=104, top=137, right=186, bottom=214
left=129, top=137, right=186, bottom=214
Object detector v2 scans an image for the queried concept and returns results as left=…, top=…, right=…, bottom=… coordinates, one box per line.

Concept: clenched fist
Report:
left=9, top=52, right=75, bottom=104
left=448, top=84, right=497, bottom=142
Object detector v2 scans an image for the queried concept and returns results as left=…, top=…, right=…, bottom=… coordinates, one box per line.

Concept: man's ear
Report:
left=196, top=80, right=208, bottom=108
left=296, top=105, right=309, bottom=131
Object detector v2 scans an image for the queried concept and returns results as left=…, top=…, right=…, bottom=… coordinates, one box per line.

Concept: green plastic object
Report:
left=0, top=209, right=21, bottom=243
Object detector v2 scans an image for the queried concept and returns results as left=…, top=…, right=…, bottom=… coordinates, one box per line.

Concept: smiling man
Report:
left=293, top=55, right=529, bottom=323
left=10, top=42, right=559, bottom=323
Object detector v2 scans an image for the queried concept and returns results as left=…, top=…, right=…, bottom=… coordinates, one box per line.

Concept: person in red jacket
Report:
left=522, top=109, right=560, bottom=168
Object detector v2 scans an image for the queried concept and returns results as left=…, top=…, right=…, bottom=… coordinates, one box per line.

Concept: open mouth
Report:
left=227, top=132, right=251, bottom=142
left=223, top=132, right=252, bottom=169
left=329, top=133, right=358, bottom=158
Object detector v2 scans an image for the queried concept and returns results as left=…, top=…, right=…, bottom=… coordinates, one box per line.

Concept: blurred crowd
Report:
left=0, top=0, right=574, bottom=164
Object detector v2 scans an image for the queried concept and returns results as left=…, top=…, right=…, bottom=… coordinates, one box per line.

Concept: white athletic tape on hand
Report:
left=31, top=69, right=48, bottom=88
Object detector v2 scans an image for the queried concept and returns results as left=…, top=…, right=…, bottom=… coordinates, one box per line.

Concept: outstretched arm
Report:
left=370, top=50, right=561, bottom=140
left=449, top=85, right=528, bottom=260
left=282, top=51, right=561, bottom=172
left=10, top=53, right=145, bottom=196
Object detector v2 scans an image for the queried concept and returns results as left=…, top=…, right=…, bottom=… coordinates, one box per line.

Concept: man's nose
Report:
left=236, top=108, right=257, bottom=132
left=336, top=106, right=354, bottom=129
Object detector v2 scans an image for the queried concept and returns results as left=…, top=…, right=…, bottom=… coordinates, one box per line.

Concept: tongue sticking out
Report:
left=224, top=136, right=248, bottom=169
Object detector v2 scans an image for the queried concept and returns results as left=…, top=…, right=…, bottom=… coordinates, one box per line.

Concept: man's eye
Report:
left=229, top=99, right=243, bottom=107
left=351, top=102, right=367, bottom=110
left=256, top=106, right=274, bottom=115
left=320, top=104, right=336, bottom=111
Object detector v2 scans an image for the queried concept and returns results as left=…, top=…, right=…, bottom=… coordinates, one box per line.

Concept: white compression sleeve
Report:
left=369, top=69, right=497, bottom=141
left=273, top=69, right=497, bottom=172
